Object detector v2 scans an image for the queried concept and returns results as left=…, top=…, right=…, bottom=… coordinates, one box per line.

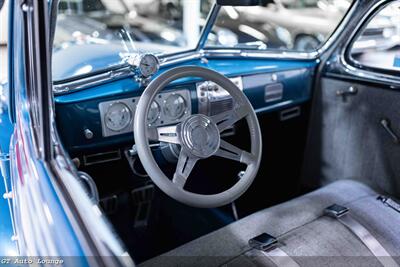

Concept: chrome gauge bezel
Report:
left=104, top=102, right=132, bottom=132
left=126, top=54, right=160, bottom=83
left=164, top=93, right=188, bottom=120
left=147, top=101, right=161, bottom=124
left=138, top=54, right=160, bottom=78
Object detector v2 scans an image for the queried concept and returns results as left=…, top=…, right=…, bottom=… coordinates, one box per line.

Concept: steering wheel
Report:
left=134, top=66, right=262, bottom=208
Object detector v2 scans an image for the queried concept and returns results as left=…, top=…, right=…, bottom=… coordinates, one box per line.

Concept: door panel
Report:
left=303, top=77, right=400, bottom=196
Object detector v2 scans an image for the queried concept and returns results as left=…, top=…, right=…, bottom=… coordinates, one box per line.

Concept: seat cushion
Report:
left=139, top=180, right=400, bottom=267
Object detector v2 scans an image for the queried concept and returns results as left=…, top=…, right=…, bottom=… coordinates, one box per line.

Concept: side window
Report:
left=205, top=0, right=352, bottom=52
left=349, top=1, right=400, bottom=72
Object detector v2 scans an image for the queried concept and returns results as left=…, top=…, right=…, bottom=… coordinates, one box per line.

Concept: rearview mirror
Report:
left=216, top=0, right=273, bottom=6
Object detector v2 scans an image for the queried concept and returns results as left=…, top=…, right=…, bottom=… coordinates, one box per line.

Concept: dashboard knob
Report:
left=84, top=129, right=94, bottom=140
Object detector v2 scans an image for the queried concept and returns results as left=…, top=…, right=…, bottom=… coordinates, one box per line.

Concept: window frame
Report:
left=343, top=0, right=400, bottom=79
left=22, top=0, right=50, bottom=159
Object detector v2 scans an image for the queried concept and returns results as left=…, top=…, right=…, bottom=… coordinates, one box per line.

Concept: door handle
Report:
left=336, top=86, right=358, bottom=100
left=380, top=118, right=399, bottom=144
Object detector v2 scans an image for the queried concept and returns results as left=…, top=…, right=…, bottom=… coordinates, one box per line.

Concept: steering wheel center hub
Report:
left=180, top=114, right=220, bottom=158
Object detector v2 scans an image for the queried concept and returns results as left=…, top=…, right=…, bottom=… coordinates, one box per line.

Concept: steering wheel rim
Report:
left=134, top=66, right=262, bottom=208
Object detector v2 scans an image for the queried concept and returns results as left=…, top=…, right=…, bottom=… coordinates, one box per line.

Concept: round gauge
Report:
left=164, top=94, right=187, bottom=120
left=138, top=54, right=159, bottom=78
left=147, top=101, right=160, bottom=124
left=104, top=102, right=132, bottom=132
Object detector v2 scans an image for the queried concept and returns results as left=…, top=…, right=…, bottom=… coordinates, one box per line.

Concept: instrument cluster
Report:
left=99, top=89, right=191, bottom=137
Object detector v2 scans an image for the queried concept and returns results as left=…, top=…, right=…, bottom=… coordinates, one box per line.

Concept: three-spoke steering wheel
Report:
left=134, top=66, right=262, bottom=208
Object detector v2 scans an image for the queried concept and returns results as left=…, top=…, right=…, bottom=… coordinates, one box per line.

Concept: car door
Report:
left=6, top=0, right=91, bottom=258
left=302, top=0, right=400, bottom=197
left=7, top=1, right=134, bottom=265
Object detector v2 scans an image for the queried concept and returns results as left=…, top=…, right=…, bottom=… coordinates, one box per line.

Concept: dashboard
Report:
left=55, top=58, right=317, bottom=155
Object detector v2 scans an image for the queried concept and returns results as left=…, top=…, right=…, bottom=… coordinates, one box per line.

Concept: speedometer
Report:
left=147, top=101, right=161, bottom=124
left=164, top=94, right=187, bottom=120
left=104, top=102, right=132, bottom=132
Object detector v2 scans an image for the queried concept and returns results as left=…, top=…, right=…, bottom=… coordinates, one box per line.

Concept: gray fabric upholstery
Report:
left=139, top=180, right=400, bottom=267
left=302, top=78, right=400, bottom=197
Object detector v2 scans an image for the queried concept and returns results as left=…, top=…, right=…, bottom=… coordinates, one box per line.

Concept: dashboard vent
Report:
left=209, top=98, right=234, bottom=116
left=83, top=150, right=121, bottom=166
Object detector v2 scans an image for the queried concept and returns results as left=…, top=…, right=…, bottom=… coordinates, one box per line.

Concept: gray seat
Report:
left=140, top=180, right=400, bottom=267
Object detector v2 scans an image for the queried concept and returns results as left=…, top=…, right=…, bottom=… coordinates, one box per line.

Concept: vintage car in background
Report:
left=235, top=0, right=400, bottom=51
left=134, top=0, right=288, bottom=49
left=1, top=0, right=400, bottom=266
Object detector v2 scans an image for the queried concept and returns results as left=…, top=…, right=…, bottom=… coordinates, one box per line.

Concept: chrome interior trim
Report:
left=202, top=49, right=319, bottom=60
left=53, top=67, right=133, bottom=94
left=196, top=76, right=242, bottom=115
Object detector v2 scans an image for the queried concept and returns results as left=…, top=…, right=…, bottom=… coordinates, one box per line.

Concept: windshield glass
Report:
left=205, top=0, right=352, bottom=52
left=52, top=0, right=213, bottom=81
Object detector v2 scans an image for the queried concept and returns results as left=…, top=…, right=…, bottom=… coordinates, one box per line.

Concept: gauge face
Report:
left=105, top=102, right=132, bottom=132
left=164, top=94, right=187, bottom=120
left=147, top=101, right=160, bottom=124
left=139, top=54, right=159, bottom=78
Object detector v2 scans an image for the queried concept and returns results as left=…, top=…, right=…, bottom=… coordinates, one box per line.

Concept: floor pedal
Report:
left=100, top=195, right=119, bottom=214
left=131, top=185, right=155, bottom=228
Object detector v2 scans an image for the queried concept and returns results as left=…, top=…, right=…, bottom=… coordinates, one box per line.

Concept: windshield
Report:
left=52, top=0, right=213, bottom=81
left=205, top=0, right=352, bottom=52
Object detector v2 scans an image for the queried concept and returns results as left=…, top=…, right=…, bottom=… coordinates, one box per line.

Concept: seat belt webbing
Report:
left=325, top=204, right=399, bottom=267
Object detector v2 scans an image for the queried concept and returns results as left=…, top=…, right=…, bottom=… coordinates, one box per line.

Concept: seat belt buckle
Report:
left=249, top=233, right=278, bottom=251
left=324, top=204, right=349, bottom=218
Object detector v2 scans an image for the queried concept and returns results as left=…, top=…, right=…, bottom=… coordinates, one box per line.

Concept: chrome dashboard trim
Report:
left=196, top=76, right=243, bottom=116
left=201, top=49, right=319, bottom=60
left=53, top=67, right=133, bottom=94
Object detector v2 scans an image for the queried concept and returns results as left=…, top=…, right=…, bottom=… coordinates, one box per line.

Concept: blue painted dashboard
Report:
left=55, top=58, right=317, bottom=153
